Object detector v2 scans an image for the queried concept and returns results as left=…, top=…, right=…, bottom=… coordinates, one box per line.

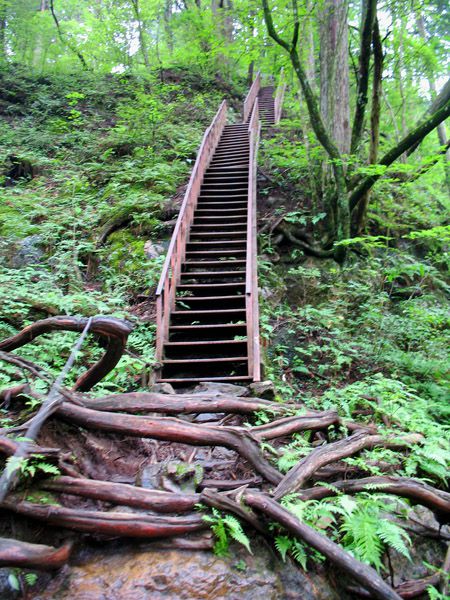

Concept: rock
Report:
left=135, top=464, right=163, bottom=489
left=249, top=380, right=276, bottom=400
left=136, top=461, right=203, bottom=493
left=33, top=538, right=347, bottom=600
left=144, top=241, right=165, bottom=259
left=387, top=507, right=448, bottom=587
left=163, top=461, right=203, bottom=493
left=150, top=382, right=176, bottom=395
left=193, top=382, right=249, bottom=397
left=194, top=413, right=225, bottom=424
left=11, top=235, right=43, bottom=268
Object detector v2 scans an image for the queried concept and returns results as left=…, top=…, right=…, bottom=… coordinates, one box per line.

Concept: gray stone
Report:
left=194, top=413, right=225, bottom=424
left=144, top=241, right=165, bottom=259
left=150, top=382, right=176, bottom=395
left=11, top=235, right=43, bottom=268
left=193, top=382, right=249, bottom=397
left=249, top=380, right=276, bottom=400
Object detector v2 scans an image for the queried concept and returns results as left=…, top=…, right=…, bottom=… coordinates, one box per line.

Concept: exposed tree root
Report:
left=274, top=431, right=424, bottom=498
left=299, top=476, right=450, bottom=522
left=0, top=538, right=72, bottom=570
left=2, top=498, right=206, bottom=538
left=237, top=491, right=402, bottom=600
left=0, top=316, right=133, bottom=391
left=82, top=391, right=302, bottom=415
left=0, top=328, right=445, bottom=599
left=55, top=402, right=283, bottom=484
left=41, top=476, right=200, bottom=513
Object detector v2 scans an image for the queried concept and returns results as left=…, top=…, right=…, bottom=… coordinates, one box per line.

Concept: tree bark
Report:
left=319, top=0, right=350, bottom=154
left=49, top=0, right=89, bottom=70
left=242, top=491, right=402, bottom=600
left=130, top=0, right=151, bottom=69
left=350, top=0, right=377, bottom=154
left=0, top=538, right=72, bottom=570
left=353, top=16, right=383, bottom=233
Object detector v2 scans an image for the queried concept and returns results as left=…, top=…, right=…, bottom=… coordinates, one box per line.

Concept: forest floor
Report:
left=0, top=67, right=449, bottom=599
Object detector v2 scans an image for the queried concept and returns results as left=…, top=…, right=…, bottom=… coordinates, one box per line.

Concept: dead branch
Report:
left=274, top=431, right=423, bottom=498
left=0, top=383, right=30, bottom=404
left=0, top=316, right=133, bottom=392
left=0, top=537, right=72, bottom=570
left=0, top=435, right=61, bottom=459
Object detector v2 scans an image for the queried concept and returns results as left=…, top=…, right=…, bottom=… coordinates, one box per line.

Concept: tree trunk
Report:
left=319, top=0, right=350, bottom=154
left=350, top=0, right=377, bottom=154
left=130, top=0, right=151, bottom=69
left=353, top=17, right=383, bottom=233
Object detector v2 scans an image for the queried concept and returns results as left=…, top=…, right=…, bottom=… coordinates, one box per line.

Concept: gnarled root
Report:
left=0, top=537, right=72, bottom=570
left=0, top=316, right=133, bottom=391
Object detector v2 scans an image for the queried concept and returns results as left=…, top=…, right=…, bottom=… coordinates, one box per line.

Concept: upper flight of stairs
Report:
left=258, top=86, right=276, bottom=125
left=155, top=71, right=284, bottom=387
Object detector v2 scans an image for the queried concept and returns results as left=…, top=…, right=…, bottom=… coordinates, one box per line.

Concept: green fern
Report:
left=291, top=540, right=308, bottom=570
left=376, top=520, right=411, bottom=561
left=341, top=510, right=384, bottom=570
left=274, top=535, right=292, bottom=562
left=203, top=509, right=251, bottom=557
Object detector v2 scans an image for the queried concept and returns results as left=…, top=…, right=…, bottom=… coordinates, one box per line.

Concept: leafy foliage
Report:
left=202, top=508, right=252, bottom=557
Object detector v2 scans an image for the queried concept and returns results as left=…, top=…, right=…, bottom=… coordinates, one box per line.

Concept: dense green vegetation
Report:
left=0, top=0, right=449, bottom=598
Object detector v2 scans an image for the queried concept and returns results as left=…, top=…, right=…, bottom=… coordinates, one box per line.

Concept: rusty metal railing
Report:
left=274, top=67, right=286, bottom=124
left=243, top=71, right=261, bottom=123
left=246, top=98, right=261, bottom=381
left=155, top=100, right=228, bottom=364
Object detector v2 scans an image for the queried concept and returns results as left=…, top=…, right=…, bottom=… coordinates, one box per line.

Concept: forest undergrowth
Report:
left=0, top=67, right=449, bottom=599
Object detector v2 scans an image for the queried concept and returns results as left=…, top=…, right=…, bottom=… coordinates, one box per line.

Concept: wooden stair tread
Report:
left=162, top=356, right=248, bottom=364
left=157, top=376, right=253, bottom=384
left=172, top=308, right=245, bottom=316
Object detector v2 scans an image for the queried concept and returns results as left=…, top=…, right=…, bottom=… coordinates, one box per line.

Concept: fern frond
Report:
left=223, top=515, right=252, bottom=554
left=291, top=540, right=308, bottom=570
left=274, top=535, right=292, bottom=562
left=377, top=520, right=411, bottom=561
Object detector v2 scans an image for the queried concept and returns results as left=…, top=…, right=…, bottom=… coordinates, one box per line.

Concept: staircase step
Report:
left=193, top=216, right=246, bottom=224
left=177, top=282, right=245, bottom=296
left=189, top=232, right=247, bottom=239
left=169, top=323, right=247, bottom=341
left=180, top=270, right=245, bottom=277
left=189, top=223, right=247, bottom=230
left=157, top=376, right=253, bottom=385
left=163, top=339, right=247, bottom=359
left=183, top=259, right=245, bottom=266
left=174, top=295, right=246, bottom=310
left=171, top=309, right=246, bottom=324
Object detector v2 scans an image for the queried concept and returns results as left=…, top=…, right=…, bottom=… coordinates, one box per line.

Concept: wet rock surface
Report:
left=31, top=540, right=346, bottom=600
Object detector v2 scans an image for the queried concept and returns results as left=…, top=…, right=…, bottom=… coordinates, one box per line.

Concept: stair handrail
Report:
left=246, top=98, right=261, bottom=381
left=155, top=100, right=228, bottom=363
left=274, top=67, right=286, bottom=124
left=243, top=71, right=261, bottom=123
